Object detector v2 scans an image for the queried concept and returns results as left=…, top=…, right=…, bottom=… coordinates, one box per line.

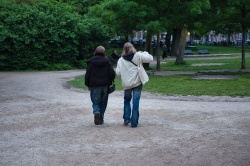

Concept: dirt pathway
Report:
left=0, top=70, right=250, bottom=166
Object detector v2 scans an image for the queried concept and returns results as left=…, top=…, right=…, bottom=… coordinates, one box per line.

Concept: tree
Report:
left=208, top=0, right=241, bottom=46
left=0, top=0, right=110, bottom=70
left=227, top=0, right=250, bottom=70
left=145, top=21, right=163, bottom=70
left=132, top=0, right=210, bottom=66
left=166, top=0, right=211, bottom=64
left=62, top=0, right=105, bottom=15
left=89, top=0, right=146, bottom=41
left=130, top=0, right=171, bottom=70
left=209, top=0, right=250, bottom=69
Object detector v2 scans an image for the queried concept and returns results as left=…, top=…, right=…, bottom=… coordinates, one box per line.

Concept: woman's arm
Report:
left=136, top=51, right=153, bottom=63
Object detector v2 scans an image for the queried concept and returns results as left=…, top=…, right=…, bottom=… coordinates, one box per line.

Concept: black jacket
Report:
left=85, top=55, right=116, bottom=87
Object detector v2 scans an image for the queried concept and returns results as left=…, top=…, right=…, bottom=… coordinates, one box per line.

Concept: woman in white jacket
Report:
left=116, top=42, right=153, bottom=128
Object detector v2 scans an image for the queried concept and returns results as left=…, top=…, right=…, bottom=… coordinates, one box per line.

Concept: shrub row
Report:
left=0, top=0, right=110, bottom=70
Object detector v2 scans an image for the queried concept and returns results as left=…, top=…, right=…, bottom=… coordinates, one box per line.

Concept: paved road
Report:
left=0, top=70, right=250, bottom=166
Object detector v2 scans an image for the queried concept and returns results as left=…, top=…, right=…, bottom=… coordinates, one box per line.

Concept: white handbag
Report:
left=137, top=62, right=149, bottom=85
left=127, top=58, right=149, bottom=85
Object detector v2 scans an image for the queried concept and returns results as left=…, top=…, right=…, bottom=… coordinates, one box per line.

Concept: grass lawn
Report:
left=69, top=46, right=250, bottom=97
left=159, top=56, right=250, bottom=71
left=195, top=45, right=250, bottom=54
left=68, top=72, right=250, bottom=97
left=143, top=74, right=250, bottom=97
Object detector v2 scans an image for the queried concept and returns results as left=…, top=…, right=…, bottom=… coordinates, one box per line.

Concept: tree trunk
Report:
left=171, top=28, right=181, bottom=57
left=165, top=33, right=171, bottom=56
left=241, top=26, right=246, bottom=70
left=144, top=30, right=152, bottom=69
left=240, top=2, right=247, bottom=70
left=156, top=33, right=160, bottom=71
left=125, top=35, right=129, bottom=42
left=145, top=30, right=152, bottom=53
left=227, top=33, right=230, bottom=46
left=176, top=25, right=187, bottom=64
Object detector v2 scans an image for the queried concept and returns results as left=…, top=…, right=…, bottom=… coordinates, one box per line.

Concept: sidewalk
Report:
left=149, top=69, right=250, bottom=77
left=1, top=70, right=249, bottom=165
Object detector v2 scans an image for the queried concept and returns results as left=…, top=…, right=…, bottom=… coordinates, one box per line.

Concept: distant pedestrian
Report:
left=162, top=45, right=167, bottom=59
left=85, top=46, right=116, bottom=125
left=116, top=42, right=153, bottom=128
left=111, top=50, right=120, bottom=60
left=110, top=50, right=120, bottom=64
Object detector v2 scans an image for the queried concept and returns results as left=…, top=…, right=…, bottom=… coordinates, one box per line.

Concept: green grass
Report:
left=67, top=76, right=85, bottom=89
left=160, top=56, right=250, bottom=71
left=69, top=46, right=250, bottom=97
left=143, top=73, right=250, bottom=97
left=195, top=45, right=250, bottom=54
left=68, top=72, right=250, bottom=97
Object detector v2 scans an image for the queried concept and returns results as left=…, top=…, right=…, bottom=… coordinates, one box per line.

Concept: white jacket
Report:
left=116, top=51, right=153, bottom=90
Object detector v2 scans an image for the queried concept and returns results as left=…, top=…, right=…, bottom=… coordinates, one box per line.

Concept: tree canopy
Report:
left=0, top=0, right=249, bottom=70
left=0, top=0, right=110, bottom=70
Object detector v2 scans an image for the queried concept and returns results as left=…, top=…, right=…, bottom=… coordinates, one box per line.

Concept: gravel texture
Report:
left=0, top=70, right=250, bottom=166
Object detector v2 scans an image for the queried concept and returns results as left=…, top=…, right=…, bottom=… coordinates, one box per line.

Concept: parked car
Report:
left=108, top=39, right=124, bottom=48
left=138, top=39, right=146, bottom=45
left=131, top=38, right=139, bottom=45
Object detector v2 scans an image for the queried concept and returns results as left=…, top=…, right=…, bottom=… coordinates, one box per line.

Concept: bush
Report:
left=74, top=59, right=88, bottom=69
left=47, top=63, right=74, bottom=71
left=0, top=0, right=110, bottom=71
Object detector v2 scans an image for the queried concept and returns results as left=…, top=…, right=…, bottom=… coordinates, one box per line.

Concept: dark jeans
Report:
left=90, top=86, right=109, bottom=124
left=123, top=84, right=142, bottom=127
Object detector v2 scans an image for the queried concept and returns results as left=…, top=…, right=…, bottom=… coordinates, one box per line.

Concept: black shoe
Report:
left=124, top=120, right=130, bottom=126
left=94, top=112, right=100, bottom=125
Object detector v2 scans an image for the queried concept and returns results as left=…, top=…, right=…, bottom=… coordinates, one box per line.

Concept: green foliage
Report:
left=89, top=0, right=146, bottom=38
left=78, top=16, right=110, bottom=59
left=73, top=59, right=88, bottom=69
left=0, top=0, right=110, bottom=71
left=47, top=63, right=74, bottom=71
left=145, top=21, right=163, bottom=33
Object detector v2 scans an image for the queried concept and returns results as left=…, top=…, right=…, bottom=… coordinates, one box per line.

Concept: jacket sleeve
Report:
left=137, top=51, right=153, bottom=63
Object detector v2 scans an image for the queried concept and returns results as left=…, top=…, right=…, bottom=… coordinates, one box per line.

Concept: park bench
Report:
left=184, top=49, right=194, bottom=55
left=186, top=45, right=197, bottom=50
left=198, top=49, right=209, bottom=54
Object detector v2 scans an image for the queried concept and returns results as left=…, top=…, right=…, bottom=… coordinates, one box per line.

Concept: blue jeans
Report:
left=90, top=86, right=109, bottom=124
left=123, top=84, right=142, bottom=127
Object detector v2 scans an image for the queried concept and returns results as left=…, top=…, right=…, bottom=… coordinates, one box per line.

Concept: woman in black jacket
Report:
left=85, top=46, right=116, bottom=125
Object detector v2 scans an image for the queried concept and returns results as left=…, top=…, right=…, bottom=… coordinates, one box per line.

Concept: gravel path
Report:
left=0, top=70, right=250, bottom=166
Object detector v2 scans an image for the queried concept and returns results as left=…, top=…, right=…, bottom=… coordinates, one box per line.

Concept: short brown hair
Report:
left=94, top=46, right=105, bottom=56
